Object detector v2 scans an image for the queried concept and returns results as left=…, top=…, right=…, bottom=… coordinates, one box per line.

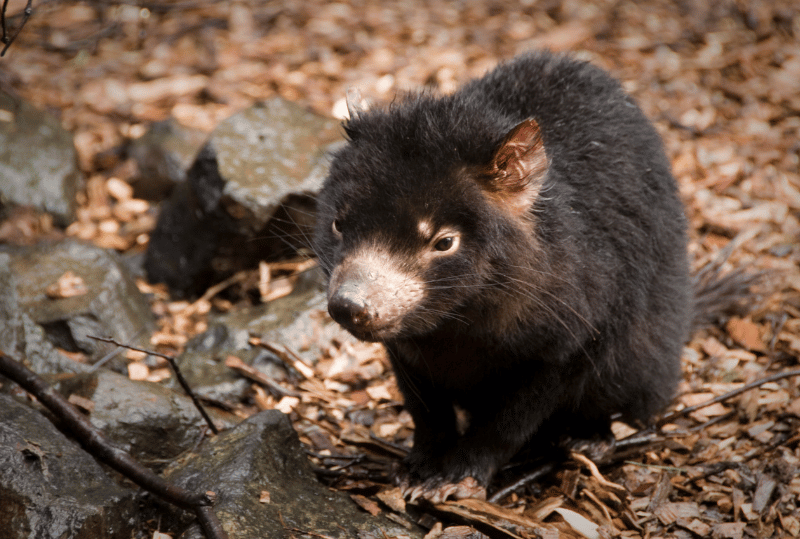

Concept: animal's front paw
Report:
left=395, top=447, right=490, bottom=503
left=398, top=475, right=486, bottom=504
left=395, top=446, right=443, bottom=485
left=562, top=431, right=617, bottom=463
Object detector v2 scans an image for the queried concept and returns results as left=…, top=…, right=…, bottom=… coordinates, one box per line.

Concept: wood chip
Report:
left=654, top=502, right=701, bottom=525
left=350, top=494, right=381, bottom=516
left=67, top=394, right=95, bottom=413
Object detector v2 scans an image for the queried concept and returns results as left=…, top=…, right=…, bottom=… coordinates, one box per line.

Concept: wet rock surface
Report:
left=145, top=98, right=342, bottom=297
left=212, top=264, right=357, bottom=365
left=0, top=94, right=82, bottom=226
left=53, top=370, right=240, bottom=469
left=0, top=238, right=403, bottom=538
left=161, top=410, right=420, bottom=539
left=127, top=118, right=209, bottom=201
left=0, top=240, right=155, bottom=372
left=0, top=252, right=90, bottom=376
left=0, top=394, right=139, bottom=539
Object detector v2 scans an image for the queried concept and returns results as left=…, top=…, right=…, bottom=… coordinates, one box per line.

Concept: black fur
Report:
left=313, top=51, right=691, bottom=486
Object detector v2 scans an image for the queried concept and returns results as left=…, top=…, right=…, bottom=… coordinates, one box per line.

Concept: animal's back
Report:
left=458, top=52, right=692, bottom=420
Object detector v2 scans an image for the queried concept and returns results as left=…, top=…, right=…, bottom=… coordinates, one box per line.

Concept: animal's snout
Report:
left=328, top=281, right=374, bottom=331
left=326, top=250, right=425, bottom=341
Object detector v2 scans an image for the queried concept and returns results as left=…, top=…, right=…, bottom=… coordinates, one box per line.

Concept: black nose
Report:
left=328, top=288, right=373, bottom=330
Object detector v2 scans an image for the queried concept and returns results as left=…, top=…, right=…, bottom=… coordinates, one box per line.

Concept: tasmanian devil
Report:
left=313, top=51, right=692, bottom=492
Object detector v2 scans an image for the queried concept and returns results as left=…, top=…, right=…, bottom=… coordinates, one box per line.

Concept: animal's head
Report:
left=314, top=92, right=549, bottom=342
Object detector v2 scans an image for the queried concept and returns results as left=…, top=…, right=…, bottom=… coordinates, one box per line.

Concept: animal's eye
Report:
left=332, top=219, right=342, bottom=238
left=433, top=237, right=454, bottom=252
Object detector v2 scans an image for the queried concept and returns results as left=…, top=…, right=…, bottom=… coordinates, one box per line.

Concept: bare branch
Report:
left=657, top=367, right=800, bottom=427
left=0, top=350, right=228, bottom=539
left=1, top=0, right=33, bottom=57
left=87, top=335, right=220, bottom=435
left=490, top=366, right=800, bottom=503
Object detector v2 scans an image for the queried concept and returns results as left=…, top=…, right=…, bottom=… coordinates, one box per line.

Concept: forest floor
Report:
left=1, top=0, right=800, bottom=538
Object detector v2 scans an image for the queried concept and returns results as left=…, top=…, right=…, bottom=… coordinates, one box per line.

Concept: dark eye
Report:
left=433, top=237, right=454, bottom=251
left=332, top=219, right=342, bottom=238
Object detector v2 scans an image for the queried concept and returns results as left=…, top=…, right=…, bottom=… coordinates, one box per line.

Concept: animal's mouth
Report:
left=341, top=324, right=393, bottom=343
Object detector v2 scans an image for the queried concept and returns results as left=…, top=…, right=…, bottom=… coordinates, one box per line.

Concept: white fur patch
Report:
left=418, top=219, right=434, bottom=240
left=329, top=243, right=425, bottom=332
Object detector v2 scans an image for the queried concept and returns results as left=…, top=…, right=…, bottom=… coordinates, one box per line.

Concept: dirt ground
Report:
left=1, top=1, right=799, bottom=537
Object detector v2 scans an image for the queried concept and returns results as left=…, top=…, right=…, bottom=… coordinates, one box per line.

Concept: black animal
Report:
left=313, top=51, right=692, bottom=490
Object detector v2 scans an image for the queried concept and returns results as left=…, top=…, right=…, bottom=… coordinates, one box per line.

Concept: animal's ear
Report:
left=483, top=118, right=549, bottom=218
left=345, top=87, right=369, bottom=120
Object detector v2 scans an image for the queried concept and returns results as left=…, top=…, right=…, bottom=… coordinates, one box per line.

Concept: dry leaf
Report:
left=45, top=271, right=88, bottom=299
left=376, top=487, right=407, bottom=513
left=67, top=394, right=95, bottom=413
left=711, top=522, right=746, bottom=539
left=127, top=362, right=149, bottom=381
left=423, top=522, right=443, bottom=539
left=725, top=317, right=765, bottom=352
left=553, top=508, right=600, bottom=539
left=350, top=494, right=381, bottom=516
left=654, top=502, right=701, bottom=525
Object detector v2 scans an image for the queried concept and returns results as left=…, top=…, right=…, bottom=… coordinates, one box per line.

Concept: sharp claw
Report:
left=407, top=485, right=424, bottom=503
left=433, top=483, right=458, bottom=504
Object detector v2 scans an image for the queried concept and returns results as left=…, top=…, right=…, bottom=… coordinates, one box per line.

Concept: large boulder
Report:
left=162, top=410, right=421, bottom=539
left=0, top=394, right=139, bottom=539
left=0, top=94, right=82, bottom=225
left=53, top=370, right=239, bottom=470
left=145, top=98, right=342, bottom=297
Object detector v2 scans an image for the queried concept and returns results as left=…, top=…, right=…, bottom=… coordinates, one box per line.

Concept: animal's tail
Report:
left=691, top=243, right=764, bottom=330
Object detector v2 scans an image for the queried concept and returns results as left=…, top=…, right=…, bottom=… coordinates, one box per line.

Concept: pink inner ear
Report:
left=488, top=118, right=549, bottom=217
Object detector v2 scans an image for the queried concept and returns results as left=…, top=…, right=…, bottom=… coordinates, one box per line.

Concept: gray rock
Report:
left=163, top=267, right=351, bottom=406
left=214, top=265, right=357, bottom=366
left=210, top=98, right=340, bottom=234
left=166, top=323, right=287, bottom=407
left=162, top=410, right=420, bottom=539
left=128, top=118, right=209, bottom=201
left=1, top=240, right=156, bottom=371
left=145, top=98, right=342, bottom=297
left=0, top=252, right=89, bottom=375
left=0, top=394, right=139, bottom=539
left=53, top=370, right=239, bottom=470
left=0, top=93, right=82, bottom=225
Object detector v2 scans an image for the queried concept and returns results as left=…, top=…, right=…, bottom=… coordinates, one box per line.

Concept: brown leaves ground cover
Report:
left=1, top=0, right=799, bottom=537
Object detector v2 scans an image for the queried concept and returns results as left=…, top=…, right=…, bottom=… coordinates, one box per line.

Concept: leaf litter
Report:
left=1, top=0, right=799, bottom=537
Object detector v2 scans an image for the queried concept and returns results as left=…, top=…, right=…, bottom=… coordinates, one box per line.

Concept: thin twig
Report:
left=657, top=367, right=800, bottom=427
left=87, top=335, right=219, bottom=435
left=89, top=327, right=147, bottom=372
left=490, top=367, right=800, bottom=502
left=570, top=452, right=626, bottom=494
left=1, top=0, right=32, bottom=56
left=224, top=355, right=302, bottom=398
left=0, top=350, right=228, bottom=539
left=489, top=462, right=555, bottom=503
left=687, top=431, right=800, bottom=486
